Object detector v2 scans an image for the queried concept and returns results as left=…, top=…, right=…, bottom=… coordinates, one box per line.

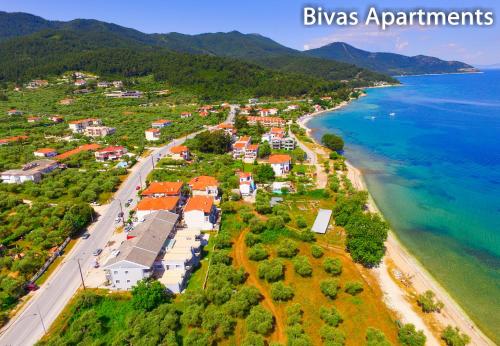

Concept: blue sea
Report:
left=308, top=71, right=500, bottom=342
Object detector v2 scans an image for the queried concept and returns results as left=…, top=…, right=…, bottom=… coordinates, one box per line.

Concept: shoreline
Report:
left=298, top=99, right=494, bottom=346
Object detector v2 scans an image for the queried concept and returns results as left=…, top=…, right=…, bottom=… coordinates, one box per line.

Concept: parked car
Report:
left=93, top=261, right=100, bottom=268
left=93, top=248, right=102, bottom=256
left=117, top=212, right=124, bottom=218
left=115, top=217, right=121, bottom=224
left=82, top=233, right=90, bottom=239
left=136, top=185, right=141, bottom=191
left=25, top=282, right=39, bottom=292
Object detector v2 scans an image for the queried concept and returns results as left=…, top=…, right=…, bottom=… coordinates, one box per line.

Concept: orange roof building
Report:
left=184, top=195, right=214, bottom=213
left=0, top=136, right=28, bottom=145
left=136, top=196, right=180, bottom=212
left=189, top=176, right=219, bottom=198
left=55, top=143, right=101, bottom=161
left=34, top=148, right=57, bottom=158
left=141, top=181, right=184, bottom=197
left=269, top=154, right=292, bottom=164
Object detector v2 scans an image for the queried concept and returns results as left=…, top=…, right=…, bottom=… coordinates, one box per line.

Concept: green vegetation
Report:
left=319, top=306, right=343, bottom=327
left=246, top=305, right=274, bottom=336
left=257, top=258, right=284, bottom=283
left=321, top=133, right=345, bottom=152
left=320, top=279, right=341, bottom=300
left=441, top=326, right=471, bottom=346
left=323, top=257, right=343, bottom=276
left=292, top=255, right=313, bottom=277
left=344, top=281, right=364, bottom=296
left=416, top=290, right=444, bottom=313
left=311, top=244, right=324, bottom=258
left=366, top=327, right=392, bottom=346
left=131, top=279, right=171, bottom=311
left=188, top=130, right=232, bottom=154
left=320, top=325, right=346, bottom=345
left=398, top=323, right=426, bottom=346
left=276, top=239, right=299, bottom=258
left=247, top=244, right=269, bottom=261
left=270, top=281, right=294, bottom=301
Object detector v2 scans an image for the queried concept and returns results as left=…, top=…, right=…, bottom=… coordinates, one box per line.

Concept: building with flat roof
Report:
left=311, top=209, right=333, bottom=234
left=1, top=159, right=59, bottom=184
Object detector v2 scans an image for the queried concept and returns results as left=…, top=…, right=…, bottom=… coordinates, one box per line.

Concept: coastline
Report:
left=298, top=100, right=494, bottom=346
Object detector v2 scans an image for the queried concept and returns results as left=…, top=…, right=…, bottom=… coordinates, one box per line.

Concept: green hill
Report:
left=305, top=42, right=477, bottom=76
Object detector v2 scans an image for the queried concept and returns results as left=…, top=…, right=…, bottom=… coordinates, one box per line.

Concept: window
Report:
left=125, top=271, right=128, bottom=274
left=116, top=280, right=120, bottom=283
left=114, top=271, right=118, bottom=274
left=127, top=280, right=130, bottom=283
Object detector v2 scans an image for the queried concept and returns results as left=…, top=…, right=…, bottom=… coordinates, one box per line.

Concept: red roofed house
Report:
left=0, top=136, right=28, bottom=146
left=199, top=111, right=209, bottom=117
left=183, top=196, right=218, bottom=231
left=189, top=176, right=219, bottom=199
left=141, top=181, right=184, bottom=198
left=68, top=118, right=102, bottom=133
left=170, top=146, right=190, bottom=160
left=217, top=123, right=236, bottom=137
left=246, top=116, right=285, bottom=128
left=27, top=116, right=41, bottom=123
left=232, top=136, right=251, bottom=158
left=34, top=148, right=57, bottom=158
left=145, top=128, right=161, bottom=141
left=54, top=143, right=101, bottom=161
left=50, top=115, right=63, bottom=123
left=269, top=154, right=292, bottom=176
left=180, top=112, right=192, bottom=118
left=258, top=108, right=278, bottom=116
left=239, top=172, right=256, bottom=196
left=95, top=146, right=128, bottom=161
left=7, top=109, right=23, bottom=116
left=74, top=79, right=87, bottom=86
left=244, top=144, right=259, bottom=162
left=151, top=119, right=172, bottom=128
left=135, top=196, right=180, bottom=220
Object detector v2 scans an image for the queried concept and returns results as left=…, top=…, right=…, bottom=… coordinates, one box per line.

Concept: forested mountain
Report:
left=0, top=11, right=396, bottom=86
left=305, top=42, right=476, bottom=76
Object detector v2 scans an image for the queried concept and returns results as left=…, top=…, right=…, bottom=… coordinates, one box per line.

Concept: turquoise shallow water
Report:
left=308, top=71, right=500, bottom=342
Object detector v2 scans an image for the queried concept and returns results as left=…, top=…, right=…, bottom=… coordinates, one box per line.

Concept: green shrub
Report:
left=246, top=306, right=274, bottom=336
left=417, top=290, right=444, bottom=313
left=258, top=259, right=284, bottom=283
left=245, top=232, right=261, bottom=247
left=344, top=281, right=363, bottom=296
left=277, top=239, right=299, bottom=258
left=366, top=327, right=391, bottom=346
left=323, top=257, right=342, bottom=276
left=286, top=303, right=303, bottom=326
left=247, top=244, right=269, bottom=261
left=319, top=306, right=343, bottom=327
left=441, top=326, right=470, bottom=346
left=398, top=324, right=426, bottom=346
left=270, top=281, right=294, bottom=301
left=292, top=256, right=313, bottom=277
left=320, top=325, right=345, bottom=345
left=296, top=216, right=307, bottom=229
left=311, top=245, right=324, bottom=258
left=320, top=279, right=340, bottom=300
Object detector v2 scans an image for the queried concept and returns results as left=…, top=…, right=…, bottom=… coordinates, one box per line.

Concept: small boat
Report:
left=389, top=112, right=396, bottom=116
left=364, top=116, right=376, bottom=120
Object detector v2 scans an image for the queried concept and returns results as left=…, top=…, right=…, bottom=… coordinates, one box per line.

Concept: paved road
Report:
left=0, top=133, right=200, bottom=346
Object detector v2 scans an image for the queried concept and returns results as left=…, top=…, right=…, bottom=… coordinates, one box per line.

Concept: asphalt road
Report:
left=0, top=133, right=201, bottom=346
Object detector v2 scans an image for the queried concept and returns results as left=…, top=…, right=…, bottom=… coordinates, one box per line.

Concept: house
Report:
left=97, top=81, right=110, bottom=88
left=7, top=109, right=23, bottom=116
left=112, top=80, right=123, bottom=88
left=180, top=112, right=192, bottom=118
left=1, top=159, right=59, bottom=184
left=84, top=126, right=116, bottom=137
left=189, top=176, right=219, bottom=199
left=269, top=137, right=296, bottom=151
left=287, top=104, right=300, bottom=111
left=50, top=115, right=64, bottom=123
left=183, top=196, right=218, bottom=231
left=199, top=111, right=209, bottom=117
left=232, top=136, right=251, bottom=158
left=27, top=116, right=41, bottom=123
left=269, top=154, right=292, bottom=176
left=246, top=116, right=285, bottom=128
left=68, top=118, right=102, bottom=133
left=142, top=181, right=184, bottom=198
left=0, top=136, right=28, bottom=146
left=258, top=108, right=278, bottom=116
left=262, top=127, right=285, bottom=143
left=135, top=196, right=180, bottom=220
left=313, top=104, right=323, bottom=112
left=26, top=80, right=48, bottom=89
left=145, top=128, right=161, bottom=141
left=73, top=89, right=90, bottom=95
left=151, top=119, right=172, bottom=128
left=170, top=146, right=190, bottom=160
left=248, top=98, right=259, bottom=104
left=239, top=172, right=256, bottom=196
left=217, top=123, right=236, bottom=137
left=55, top=143, right=101, bottom=161
left=34, top=148, right=57, bottom=158
left=74, top=79, right=87, bottom=86
left=239, top=106, right=252, bottom=115
left=94, top=146, right=128, bottom=161
left=244, top=144, right=259, bottom=162
left=103, top=211, right=179, bottom=290
left=320, top=96, right=332, bottom=101
left=105, top=90, right=143, bottom=98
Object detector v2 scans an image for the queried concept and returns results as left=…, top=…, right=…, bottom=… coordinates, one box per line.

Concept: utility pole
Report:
left=77, top=259, right=86, bottom=290
left=138, top=171, right=143, bottom=188
left=36, top=305, right=46, bottom=334
left=151, top=155, right=155, bottom=168
left=118, top=200, right=126, bottom=227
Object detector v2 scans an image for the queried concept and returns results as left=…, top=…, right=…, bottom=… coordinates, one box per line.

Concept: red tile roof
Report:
left=0, top=136, right=28, bottom=144
left=141, top=181, right=183, bottom=196
left=269, top=154, right=292, bottom=164
left=184, top=195, right=214, bottom=213
left=55, top=143, right=101, bottom=160
left=171, top=145, right=188, bottom=154
left=239, top=172, right=252, bottom=178
left=145, top=128, right=160, bottom=133
left=35, top=148, right=56, bottom=154
left=96, top=146, right=125, bottom=153
left=189, top=176, right=219, bottom=191
left=247, top=144, right=259, bottom=151
left=152, top=119, right=171, bottom=125
left=136, top=196, right=179, bottom=211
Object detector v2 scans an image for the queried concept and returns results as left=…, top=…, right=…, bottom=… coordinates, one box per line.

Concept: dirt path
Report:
left=233, top=231, right=286, bottom=344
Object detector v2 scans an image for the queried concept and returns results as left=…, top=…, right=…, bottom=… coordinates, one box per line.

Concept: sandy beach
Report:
left=298, top=102, right=494, bottom=346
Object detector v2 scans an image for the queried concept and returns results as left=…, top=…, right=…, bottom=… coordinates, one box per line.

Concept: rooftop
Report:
left=189, top=176, right=218, bottom=190
left=55, top=143, right=101, bottom=160
left=184, top=195, right=214, bottom=213
left=269, top=154, right=292, bottom=164
left=171, top=145, right=188, bottom=154
left=311, top=209, right=333, bottom=234
left=136, top=196, right=180, bottom=211
left=141, top=181, right=183, bottom=196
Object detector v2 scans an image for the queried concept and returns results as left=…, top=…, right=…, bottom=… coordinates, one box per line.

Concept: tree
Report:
left=296, top=216, right=308, bottom=229
left=344, top=281, right=364, bottom=296
left=398, top=324, right=426, bottom=346
left=417, top=290, right=444, bottom=313
left=131, top=280, right=170, bottom=311
left=258, top=259, right=284, bottom=282
left=226, top=286, right=262, bottom=318
left=319, top=306, right=343, bottom=327
left=242, top=332, right=266, bottom=346
left=201, top=305, right=236, bottom=341
left=311, top=245, right=324, bottom=258
left=320, top=279, right=340, bottom=300
left=184, top=329, right=211, bottom=346
left=246, top=306, right=274, bottom=336
left=286, top=303, right=303, bottom=326
left=248, top=244, right=269, bottom=261
left=191, top=130, right=232, bottom=154
left=321, top=133, right=344, bottom=152
left=258, top=141, right=271, bottom=158
left=277, top=239, right=299, bottom=258
left=441, top=326, right=470, bottom=346
left=366, top=327, right=391, bottom=346
left=253, top=164, right=275, bottom=183
left=292, top=256, right=313, bottom=277
left=245, top=232, right=261, bottom=247
left=320, top=325, right=346, bottom=345
left=323, top=257, right=342, bottom=276
left=270, top=281, right=294, bottom=301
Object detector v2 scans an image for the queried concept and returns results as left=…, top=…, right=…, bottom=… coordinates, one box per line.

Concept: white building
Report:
left=188, top=176, right=219, bottom=199
left=34, top=148, right=57, bottom=158
left=68, top=118, right=102, bottom=133
left=135, top=196, right=180, bottom=220
left=1, top=159, right=59, bottom=184
left=239, top=172, right=256, bottom=196
left=183, top=196, right=218, bottom=231
left=84, top=126, right=116, bottom=137
left=103, top=211, right=179, bottom=291
left=145, top=128, right=161, bottom=141
left=151, top=119, right=172, bottom=128
left=269, top=154, right=292, bottom=177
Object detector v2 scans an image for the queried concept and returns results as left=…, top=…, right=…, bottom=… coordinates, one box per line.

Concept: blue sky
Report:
left=1, top=0, right=499, bottom=65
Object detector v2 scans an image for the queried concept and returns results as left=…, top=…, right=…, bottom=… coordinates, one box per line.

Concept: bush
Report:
left=441, top=326, right=470, bottom=346
left=292, top=256, right=313, bottom=277
left=277, top=239, right=299, bottom=258
left=248, top=244, right=269, bottom=261
left=246, top=306, right=274, bottom=336
left=270, top=281, right=295, bottom=301
left=226, top=286, right=262, bottom=318
left=249, top=219, right=266, bottom=234
left=297, top=230, right=316, bottom=242
left=214, top=232, right=232, bottom=249
left=323, top=257, right=342, bottom=276
left=320, top=279, right=340, bottom=300
left=258, top=259, right=284, bottom=282
left=286, top=303, right=303, bottom=326
left=311, top=245, right=324, bottom=258
left=398, top=324, right=426, bottom=346
left=211, top=250, right=232, bottom=265
left=344, top=281, right=363, bottom=296
left=417, top=290, right=444, bottom=313
left=321, top=133, right=344, bottom=152
left=296, top=216, right=307, bottom=229
left=266, top=216, right=286, bottom=231
left=245, top=232, right=261, bottom=247
left=319, top=306, right=343, bottom=327
left=366, top=327, right=391, bottom=346
left=131, top=280, right=171, bottom=311
left=242, top=332, right=266, bottom=346
left=320, top=325, right=345, bottom=345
